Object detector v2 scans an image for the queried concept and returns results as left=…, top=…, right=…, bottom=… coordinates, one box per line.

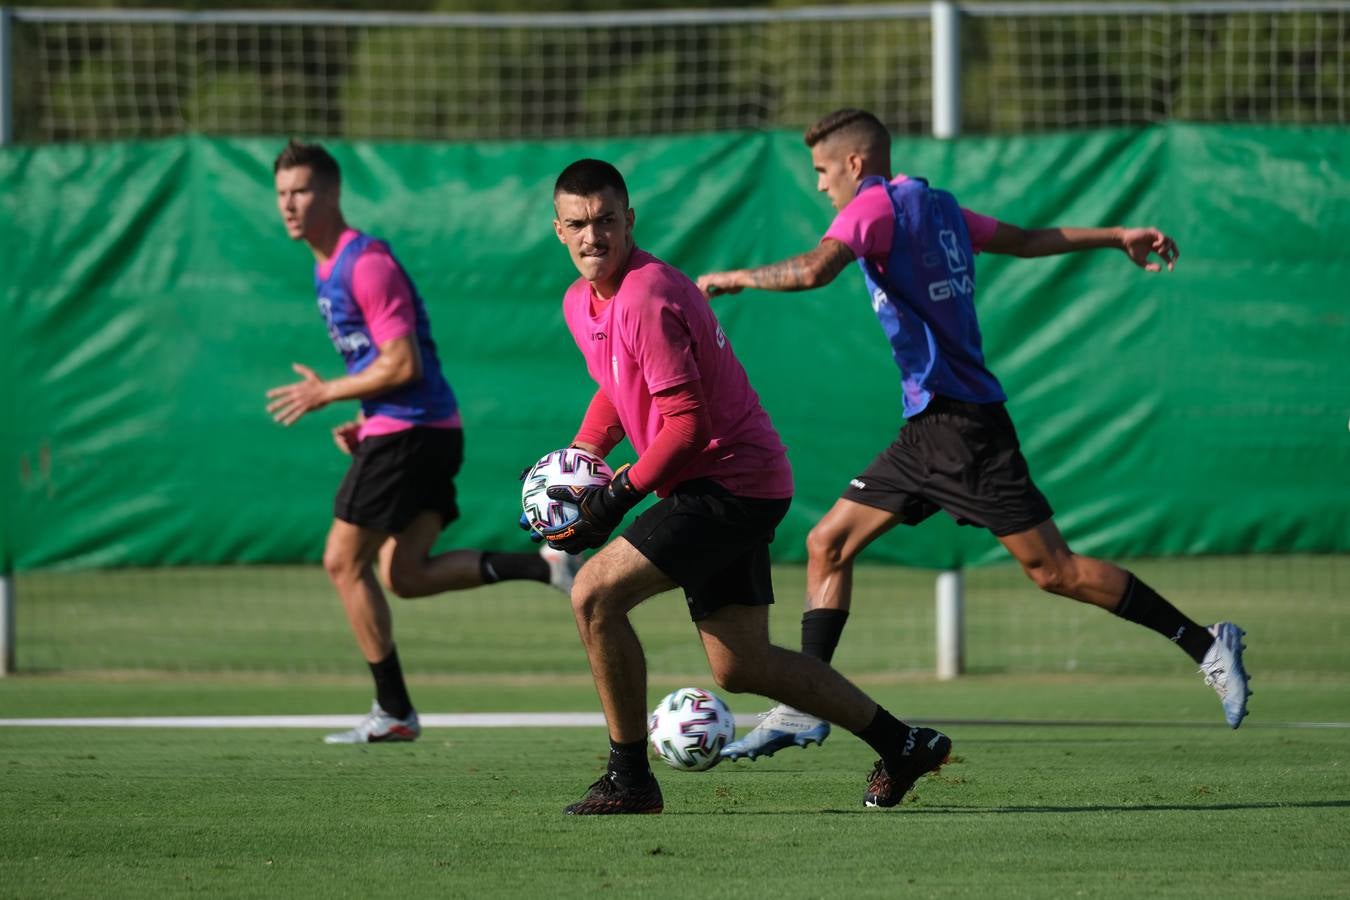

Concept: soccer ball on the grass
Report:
left=521, top=448, right=614, bottom=538
left=648, top=687, right=735, bottom=772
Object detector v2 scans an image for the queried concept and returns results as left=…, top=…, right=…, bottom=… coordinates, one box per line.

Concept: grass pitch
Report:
left=2, top=706, right=1347, bottom=899
left=2, top=557, right=1348, bottom=897
left=13, top=555, right=1348, bottom=678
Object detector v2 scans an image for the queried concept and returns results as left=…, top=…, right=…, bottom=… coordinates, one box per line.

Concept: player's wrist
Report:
left=594, top=465, right=644, bottom=522
left=315, top=378, right=338, bottom=407
left=608, top=465, right=644, bottom=508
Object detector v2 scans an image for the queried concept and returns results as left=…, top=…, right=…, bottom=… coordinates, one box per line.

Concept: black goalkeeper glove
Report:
left=543, top=464, right=645, bottom=554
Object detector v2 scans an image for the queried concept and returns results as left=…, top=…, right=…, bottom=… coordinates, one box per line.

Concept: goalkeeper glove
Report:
left=544, top=464, right=645, bottom=554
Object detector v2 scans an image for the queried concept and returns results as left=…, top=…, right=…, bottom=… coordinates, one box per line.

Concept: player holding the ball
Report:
left=544, top=158, right=950, bottom=814
left=695, top=109, right=1250, bottom=760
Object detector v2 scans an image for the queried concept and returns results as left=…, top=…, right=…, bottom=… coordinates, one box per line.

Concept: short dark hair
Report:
left=553, top=158, right=629, bottom=208
left=803, top=108, right=891, bottom=156
left=273, top=139, right=340, bottom=187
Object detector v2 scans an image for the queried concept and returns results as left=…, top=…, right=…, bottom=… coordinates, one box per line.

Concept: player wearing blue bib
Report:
left=314, top=231, right=458, bottom=424
left=697, top=109, right=1249, bottom=772
left=851, top=172, right=1006, bottom=417
left=267, top=141, right=581, bottom=744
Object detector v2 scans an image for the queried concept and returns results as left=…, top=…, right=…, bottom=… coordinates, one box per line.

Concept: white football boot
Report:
left=540, top=545, right=584, bottom=595
left=721, top=704, right=831, bottom=760
left=323, top=701, right=420, bottom=744
left=1199, top=622, right=1251, bottom=729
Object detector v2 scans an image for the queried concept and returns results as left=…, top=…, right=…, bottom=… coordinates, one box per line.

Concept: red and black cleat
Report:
left=564, top=773, right=664, bottom=815
left=864, top=727, right=953, bottom=808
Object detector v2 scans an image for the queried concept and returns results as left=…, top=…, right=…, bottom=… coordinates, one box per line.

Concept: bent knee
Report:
left=1022, top=559, right=1080, bottom=596
left=379, top=553, right=430, bottom=599
left=323, top=549, right=360, bottom=585
left=570, top=572, right=617, bottom=625
left=709, top=656, right=768, bottom=696
left=805, top=522, right=851, bottom=569
left=384, top=569, right=420, bottom=600
left=710, top=665, right=755, bottom=696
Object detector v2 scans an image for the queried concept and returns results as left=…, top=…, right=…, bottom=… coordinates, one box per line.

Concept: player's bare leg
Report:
left=695, top=604, right=873, bottom=730
left=998, top=518, right=1128, bottom=608
left=563, top=537, right=676, bottom=814
left=805, top=498, right=904, bottom=612
left=322, top=518, right=421, bottom=744
left=325, top=519, right=395, bottom=661
left=724, top=499, right=900, bottom=760
left=377, top=511, right=477, bottom=596
left=569, top=538, right=676, bottom=743
left=698, top=604, right=950, bottom=808
left=1001, top=518, right=1250, bottom=727
left=377, top=510, right=580, bottom=598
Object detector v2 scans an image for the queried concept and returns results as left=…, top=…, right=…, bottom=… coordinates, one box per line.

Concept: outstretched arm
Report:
left=981, top=223, right=1179, bottom=272
left=265, top=335, right=422, bottom=426
left=696, top=239, right=857, bottom=297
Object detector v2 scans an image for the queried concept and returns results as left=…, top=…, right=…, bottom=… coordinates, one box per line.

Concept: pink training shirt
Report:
left=824, top=175, right=1000, bottom=269
left=562, top=248, right=793, bottom=499
left=318, top=229, right=461, bottom=440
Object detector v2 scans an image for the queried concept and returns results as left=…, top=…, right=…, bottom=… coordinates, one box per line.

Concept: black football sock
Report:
left=853, top=705, right=912, bottom=771
left=1114, top=573, right=1213, bottom=663
left=607, top=738, right=653, bottom=789
left=369, top=646, right=414, bottom=720
left=479, top=552, right=550, bottom=585
left=801, top=608, right=850, bottom=663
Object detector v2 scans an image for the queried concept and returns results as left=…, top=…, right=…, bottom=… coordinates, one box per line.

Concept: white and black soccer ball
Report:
left=521, top=448, right=614, bottom=538
left=648, top=687, right=735, bottom=772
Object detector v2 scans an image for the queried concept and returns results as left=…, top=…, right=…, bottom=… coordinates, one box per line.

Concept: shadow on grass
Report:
left=801, top=799, right=1350, bottom=815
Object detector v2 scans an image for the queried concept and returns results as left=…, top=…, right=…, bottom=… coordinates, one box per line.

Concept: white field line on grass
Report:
left=0, top=714, right=1346, bottom=729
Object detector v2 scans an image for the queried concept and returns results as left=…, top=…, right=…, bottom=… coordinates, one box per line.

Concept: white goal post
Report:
left=1, top=574, right=14, bottom=676
left=936, top=570, right=965, bottom=680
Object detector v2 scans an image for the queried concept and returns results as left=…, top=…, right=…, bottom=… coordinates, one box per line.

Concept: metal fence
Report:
left=2, top=1, right=1347, bottom=143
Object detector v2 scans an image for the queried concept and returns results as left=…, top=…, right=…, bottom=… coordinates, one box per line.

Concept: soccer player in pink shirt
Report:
left=697, top=108, right=1250, bottom=760
left=266, top=141, right=580, bottom=744
left=543, top=158, right=951, bottom=814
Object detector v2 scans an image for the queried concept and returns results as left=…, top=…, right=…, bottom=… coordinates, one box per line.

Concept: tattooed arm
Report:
left=696, top=239, right=856, bottom=297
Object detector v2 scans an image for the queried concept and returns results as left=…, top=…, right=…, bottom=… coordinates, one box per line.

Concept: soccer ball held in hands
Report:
left=521, top=448, right=614, bottom=538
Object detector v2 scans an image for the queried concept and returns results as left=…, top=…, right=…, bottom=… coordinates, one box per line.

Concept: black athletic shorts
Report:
left=334, top=426, right=462, bottom=534
left=621, top=479, right=791, bottom=623
left=841, top=397, right=1053, bottom=537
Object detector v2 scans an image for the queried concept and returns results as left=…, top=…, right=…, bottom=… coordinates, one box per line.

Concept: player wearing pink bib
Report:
left=267, top=141, right=580, bottom=745
left=697, top=109, right=1250, bottom=766
left=544, top=159, right=952, bottom=815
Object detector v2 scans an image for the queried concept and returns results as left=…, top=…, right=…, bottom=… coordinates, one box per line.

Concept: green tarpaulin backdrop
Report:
left=2, top=125, right=1347, bottom=571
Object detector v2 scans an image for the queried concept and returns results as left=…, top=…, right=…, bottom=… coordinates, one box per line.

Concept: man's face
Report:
left=275, top=165, right=335, bottom=242
left=553, top=187, right=635, bottom=290
left=811, top=139, right=863, bottom=211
